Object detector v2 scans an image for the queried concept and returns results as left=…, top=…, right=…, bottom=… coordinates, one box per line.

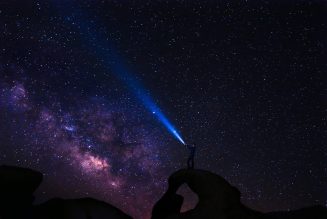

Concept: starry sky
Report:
left=1, top=1, right=327, bottom=219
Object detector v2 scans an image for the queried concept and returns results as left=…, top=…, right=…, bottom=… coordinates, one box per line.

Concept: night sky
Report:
left=1, top=1, right=327, bottom=219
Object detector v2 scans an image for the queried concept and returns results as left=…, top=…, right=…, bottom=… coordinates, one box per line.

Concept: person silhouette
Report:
left=186, top=143, right=196, bottom=169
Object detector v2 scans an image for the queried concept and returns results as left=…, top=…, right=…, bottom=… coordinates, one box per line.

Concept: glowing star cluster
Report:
left=0, top=82, right=31, bottom=111
left=73, top=147, right=110, bottom=172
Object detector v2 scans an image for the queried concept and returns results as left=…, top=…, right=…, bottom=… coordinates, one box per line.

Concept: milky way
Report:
left=0, top=79, right=176, bottom=218
left=1, top=1, right=327, bottom=219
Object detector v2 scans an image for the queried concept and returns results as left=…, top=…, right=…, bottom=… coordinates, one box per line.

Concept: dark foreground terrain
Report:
left=0, top=165, right=326, bottom=219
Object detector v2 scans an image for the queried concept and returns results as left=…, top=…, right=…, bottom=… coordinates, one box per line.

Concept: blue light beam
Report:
left=52, top=2, right=186, bottom=145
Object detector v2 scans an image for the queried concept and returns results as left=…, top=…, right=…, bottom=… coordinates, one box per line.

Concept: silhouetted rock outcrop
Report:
left=152, top=169, right=327, bottom=219
left=152, top=169, right=262, bottom=219
left=1, top=165, right=327, bottom=219
left=0, top=165, right=132, bottom=219
left=0, top=165, right=43, bottom=219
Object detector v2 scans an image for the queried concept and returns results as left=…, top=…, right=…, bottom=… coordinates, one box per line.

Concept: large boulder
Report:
left=0, top=165, right=43, bottom=199
left=0, top=165, right=133, bottom=219
left=152, top=169, right=262, bottom=219
left=0, top=165, right=43, bottom=219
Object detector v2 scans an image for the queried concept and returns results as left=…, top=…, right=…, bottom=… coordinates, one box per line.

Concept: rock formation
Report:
left=152, top=169, right=262, bottom=219
left=152, top=169, right=327, bottom=219
left=1, top=165, right=327, bottom=219
left=0, top=165, right=132, bottom=219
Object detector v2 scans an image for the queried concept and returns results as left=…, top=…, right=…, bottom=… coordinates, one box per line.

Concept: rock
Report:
left=152, top=169, right=262, bottom=219
left=0, top=165, right=43, bottom=198
left=0, top=165, right=43, bottom=219
left=152, top=193, right=184, bottom=219
left=2, top=165, right=327, bottom=219
left=0, top=165, right=133, bottom=219
left=152, top=169, right=327, bottom=219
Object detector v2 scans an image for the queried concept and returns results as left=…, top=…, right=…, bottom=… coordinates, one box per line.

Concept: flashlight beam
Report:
left=52, top=1, right=186, bottom=144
